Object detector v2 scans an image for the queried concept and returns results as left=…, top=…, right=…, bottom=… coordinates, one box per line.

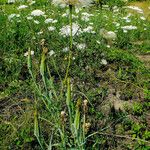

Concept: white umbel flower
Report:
left=126, top=6, right=143, bottom=14
left=8, top=14, right=20, bottom=20
left=60, top=23, right=80, bottom=37
left=8, top=0, right=15, bottom=3
left=52, top=0, right=92, bottom=7
left=121, top=25, right=137, bottom=30
left=45, top=18, right=53, bottom=23
left=83, top=26, right=95, bottom=33
left=76, top=43, right=86, bottom=50
left=31, top=10, right=45, bottom=16
left=17, top=5, right=28, bottom=10
left=48, top=26, right=56, bottom=31
left=24, top=50, right=34, bottom=57
left=101, top=59, right=107, bottom=65
left=49, top=50, right=55, bottom=56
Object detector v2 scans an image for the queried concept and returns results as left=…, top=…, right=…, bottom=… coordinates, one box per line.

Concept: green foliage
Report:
left=1, top=0, right=150, bottom=149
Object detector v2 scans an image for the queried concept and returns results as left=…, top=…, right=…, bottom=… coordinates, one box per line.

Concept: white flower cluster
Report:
left=126, top=6, right=143, bottom=14
left=8, top=14, right=20, bottom=20
left=121, top=25, right=137, bottom=30
left=81, top=12, right=94, bottom=22
left=24, top=50, right=34, bottom=57
left=101, top=59, right=107, bottom=65
left=83, top=26, right=95, bottom=33
left=76, top=43, right=86, bottom=50
left=60, top=23, right=81, bottom=37
left=31, top=10, right=45, bottom=16
left=48, top=26, right=56, bottom=31
left=17, top=5, right=28, bottom=10
left=59, top=23, right=96, bottom=37
left=122, top=13, right=132, bottom=23
left=8, top=0, right=15, bottom=4
left=52, top=0, right=92, bottom=7
left=45, top=18, right=58, bottom=24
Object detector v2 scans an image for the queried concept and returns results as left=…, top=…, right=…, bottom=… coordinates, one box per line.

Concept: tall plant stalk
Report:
left=64, top=5, right=73, bottom=83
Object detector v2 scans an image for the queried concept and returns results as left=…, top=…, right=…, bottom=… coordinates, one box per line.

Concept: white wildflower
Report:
left=62, top=47, right=69, bottom=52
left=75, top=8, right=81, bottom=13
left=126, top=6, right=143, bottom=14
left=31, top=10, right=45, bottom=16
left=60, top=23, right=80, bottom=37
left=121, top=25, right=137, bottom=30
left=28, top=0, right=36, bottom=5
left=81, top=15, right=90, bottom=22
left=101, top=59, right=107, bottom=65
left=8, top=0, right=15, bottom=4
left=52, top=20, right=58, bottom=23
left=37, top=31, right=43, bottom=35
left=24, top=50, right=34, bottom=57
left=8, top=14, right=16, bottom=20
left=140, top=16, right=146, bottom=20
left=49, top=50, right=55, bottom=56
left=8, top=14, right=20, bottom=20
left=17, top=5, right=28, bottom=10
left=52, top=0, right=92, bottom=7
left=48, top=26, right=56, bottom=31
left=45, top=18, right=53, bottom=23
left=62, top=13, right=68, bottom=17
left=76, top=43, right=86, bottom=50
left=83, top=26, right=95, bottom=33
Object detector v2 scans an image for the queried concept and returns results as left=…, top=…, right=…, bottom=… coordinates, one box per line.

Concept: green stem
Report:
left=64, top=5, right=73, bottom=83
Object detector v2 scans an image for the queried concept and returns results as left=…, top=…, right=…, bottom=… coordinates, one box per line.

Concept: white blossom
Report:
left=17, top=5, right=28, bottom=10
left=76, top=43, right=86, bottom=50
left=60, top=23, right=80, bottom=37
left=140, top=16, right=146, bottom=20
left=62, top=13, right=68, bottom=17
left=49, top=50, right=55, bottom=56
left=31, top=10, right=45, bottom=16
left=121, top=25, right=137, bottom=30
left=28, top=0, right=36, bottom=5
left=126, top=6, right=143, bottom=14
left=48, top=26, right=56, bottom=31
left=52, top=20, right=58, bottom=23
left=8, top=14, right=20, bottom=20
left=83, top=26, right=95, bottom=33
left=24, top=50, right=34, bottom=57
left=52, top=0, right=92, bottom=7
left=8, top=14, right=16, bottom=20
left=8, top=0, right=15, bottom=4
left=45, top=18, right=53, bottom=23
left=62, top=47, right=69, bottom=52
left=101, top=59, right=107, bottom=65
